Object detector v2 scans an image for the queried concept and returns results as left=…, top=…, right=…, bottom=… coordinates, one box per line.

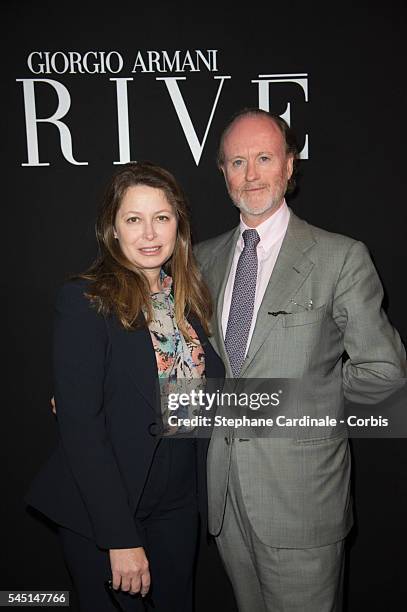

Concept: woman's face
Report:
left=114, top=184, right=177, bottom=286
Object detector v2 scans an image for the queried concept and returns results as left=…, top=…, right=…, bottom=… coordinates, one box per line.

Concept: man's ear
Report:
left=287, top=155, right=294, bottom=179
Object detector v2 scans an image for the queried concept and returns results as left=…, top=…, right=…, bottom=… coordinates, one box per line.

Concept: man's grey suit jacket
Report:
left=194, top=210, right=406, bottom=549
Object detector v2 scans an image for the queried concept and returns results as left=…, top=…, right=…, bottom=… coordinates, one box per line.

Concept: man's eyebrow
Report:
left=227, top=151, right=274, bottom=160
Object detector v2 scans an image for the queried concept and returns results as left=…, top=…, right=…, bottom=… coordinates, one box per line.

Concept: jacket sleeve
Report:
left=332, top=241, right=407, bottom=403
left=53, top=281, right=142, bottom=549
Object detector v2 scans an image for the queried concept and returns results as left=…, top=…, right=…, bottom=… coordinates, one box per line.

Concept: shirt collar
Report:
left=238, top=200, right=290, bottom=253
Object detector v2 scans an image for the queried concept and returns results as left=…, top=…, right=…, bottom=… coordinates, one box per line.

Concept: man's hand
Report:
left=109, top=547, right=150, bottom=596
left=51, top=397, right=56, bottom=415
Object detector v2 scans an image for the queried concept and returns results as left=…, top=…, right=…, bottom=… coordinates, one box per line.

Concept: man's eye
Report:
left=259, top=156, right=270, bottom=163
left=232, top=159, right=244, bottom=168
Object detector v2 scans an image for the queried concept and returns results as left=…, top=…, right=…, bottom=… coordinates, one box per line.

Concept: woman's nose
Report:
left=143, top=222, right=156, bottom=240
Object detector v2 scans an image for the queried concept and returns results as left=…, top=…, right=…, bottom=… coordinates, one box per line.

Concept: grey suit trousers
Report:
left=215, top=442, right=345, bottom=612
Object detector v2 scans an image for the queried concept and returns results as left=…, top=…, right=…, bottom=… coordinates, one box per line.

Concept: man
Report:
left=194, top=109, right=406, bottom=611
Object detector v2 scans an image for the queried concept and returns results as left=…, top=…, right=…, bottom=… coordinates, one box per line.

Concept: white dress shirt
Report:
left=222, top=201, right=290, bottom=355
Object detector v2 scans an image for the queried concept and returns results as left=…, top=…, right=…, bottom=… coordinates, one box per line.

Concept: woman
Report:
left=26, top=161, right=225, bottom=611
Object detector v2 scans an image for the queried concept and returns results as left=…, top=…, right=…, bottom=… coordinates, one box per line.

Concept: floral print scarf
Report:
left=147, top=271, right=205, bottom=434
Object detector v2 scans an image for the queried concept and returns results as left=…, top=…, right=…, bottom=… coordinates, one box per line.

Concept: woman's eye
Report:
left=157, top=215, right=169, bottom=222
left=127, top=216, right=140, bottom=223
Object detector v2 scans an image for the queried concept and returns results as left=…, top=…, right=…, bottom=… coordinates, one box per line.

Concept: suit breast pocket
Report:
left=282, top=304, right=327, bottom=327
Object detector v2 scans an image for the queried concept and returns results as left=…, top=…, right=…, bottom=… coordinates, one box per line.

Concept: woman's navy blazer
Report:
left=26, top=279, right=225, bottom=550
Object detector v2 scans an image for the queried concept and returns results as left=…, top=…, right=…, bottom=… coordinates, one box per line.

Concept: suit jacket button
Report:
left=148, top=423, right=159, bottom=436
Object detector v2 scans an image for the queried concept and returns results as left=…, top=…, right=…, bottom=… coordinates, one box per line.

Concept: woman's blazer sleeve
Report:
left=53, top=281, right=142, bottom=550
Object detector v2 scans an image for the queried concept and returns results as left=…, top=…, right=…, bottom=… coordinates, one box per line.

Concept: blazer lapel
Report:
left=206, top=226, right=240, bottom=371
left=240, top=211, right=316, bottom=376
left=112, top=318, right=159, bottom=412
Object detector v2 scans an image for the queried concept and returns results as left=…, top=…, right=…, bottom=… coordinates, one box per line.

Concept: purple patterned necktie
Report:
left=225, top=229, right=260, bottom=377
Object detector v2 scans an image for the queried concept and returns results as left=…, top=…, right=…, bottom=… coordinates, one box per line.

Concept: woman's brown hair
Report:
left=81, top=161, right=212, bottom=338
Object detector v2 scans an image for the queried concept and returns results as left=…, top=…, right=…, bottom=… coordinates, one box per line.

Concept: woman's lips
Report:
left=138, top=246, right=162, bottom=255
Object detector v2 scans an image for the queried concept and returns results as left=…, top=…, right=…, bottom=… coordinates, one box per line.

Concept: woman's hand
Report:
left=109, top=547, right=150, bottom=596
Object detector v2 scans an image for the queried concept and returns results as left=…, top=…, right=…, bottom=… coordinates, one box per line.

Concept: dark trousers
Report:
left=59, top=439, right=199, bottom=612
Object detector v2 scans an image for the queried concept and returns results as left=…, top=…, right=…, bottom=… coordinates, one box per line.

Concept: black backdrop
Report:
left=3, top=1, right=407, bottom=610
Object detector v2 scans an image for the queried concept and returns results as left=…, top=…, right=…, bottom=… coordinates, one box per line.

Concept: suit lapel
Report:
left=240, top=211, right=316, bottom=376
left=205, top=226, right=240, bottom=371
left=112, top=318, right=159, bottom=412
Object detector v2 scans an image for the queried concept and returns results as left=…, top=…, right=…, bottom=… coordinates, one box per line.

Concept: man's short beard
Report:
left=231, top=189, right=285, bottom=217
